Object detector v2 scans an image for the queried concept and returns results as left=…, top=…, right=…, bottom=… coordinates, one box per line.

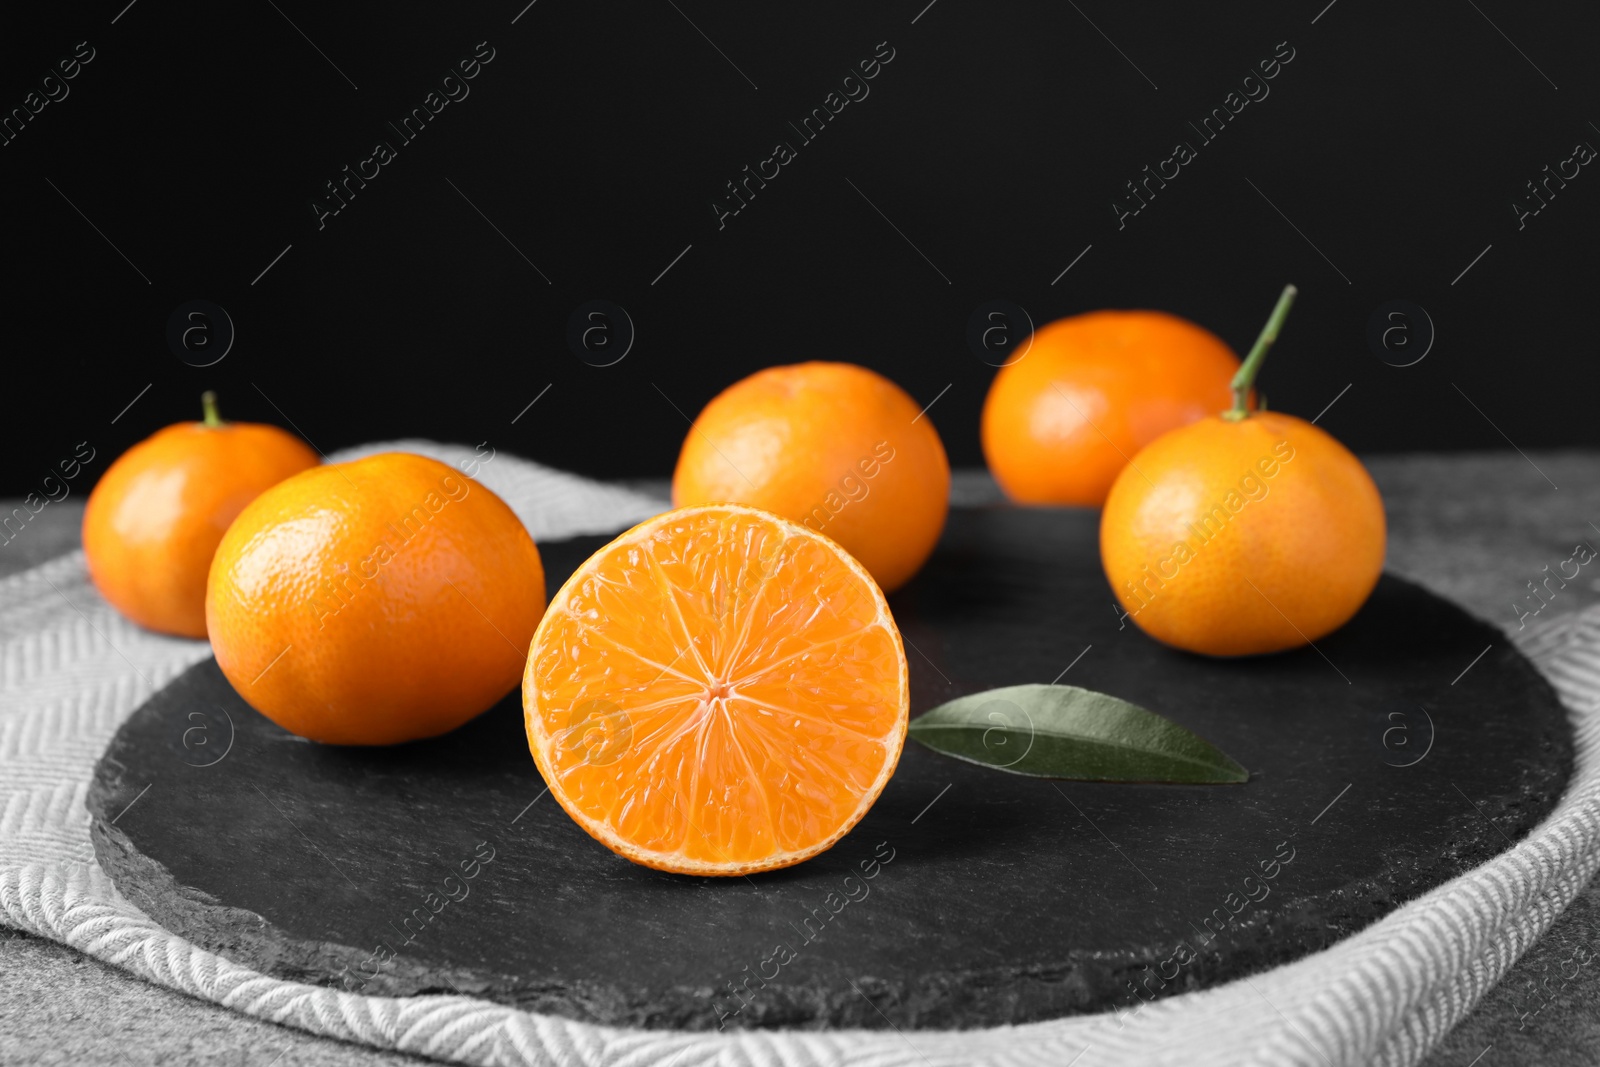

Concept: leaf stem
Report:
left=201, top=390, right=224, bottom=428
left=1224, top=284, right=1297, bottom=421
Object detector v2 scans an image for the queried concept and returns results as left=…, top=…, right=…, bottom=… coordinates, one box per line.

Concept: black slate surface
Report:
left=89, top=506, right=1573, bottom=1032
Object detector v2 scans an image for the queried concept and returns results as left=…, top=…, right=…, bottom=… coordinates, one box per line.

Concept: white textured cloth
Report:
left=3, top=442, right=1597, bottom=1066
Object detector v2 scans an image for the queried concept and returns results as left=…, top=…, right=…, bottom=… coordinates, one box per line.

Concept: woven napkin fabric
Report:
left=3, top=441, right=1597, bottom=1067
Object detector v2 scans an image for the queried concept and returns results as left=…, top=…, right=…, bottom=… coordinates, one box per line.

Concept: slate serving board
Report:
left=88, top=506, right=1573, bottom=1031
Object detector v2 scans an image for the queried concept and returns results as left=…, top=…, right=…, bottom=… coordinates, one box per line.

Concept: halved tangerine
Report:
left=523, top=504, right=909, bottom=875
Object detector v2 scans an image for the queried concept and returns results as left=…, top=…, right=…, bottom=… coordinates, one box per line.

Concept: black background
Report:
left=4, top=0, right=1596, bottom=495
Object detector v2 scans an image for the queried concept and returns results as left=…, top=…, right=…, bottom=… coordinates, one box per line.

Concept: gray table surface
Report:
left=3, top=453, right=1598, bottom=1067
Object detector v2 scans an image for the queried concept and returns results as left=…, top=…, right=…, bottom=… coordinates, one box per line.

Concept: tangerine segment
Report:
left=524, top=504, right=909, bottom=875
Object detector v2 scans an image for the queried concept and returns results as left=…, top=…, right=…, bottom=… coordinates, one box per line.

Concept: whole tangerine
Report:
left=671, top=361, right=950, bottom=593
left=982, top=309, right=1243, bottom=507
left=83, top=392, right=319, bottom=638
left=1100, top=286, right=1386, bottom=657
left=206, top=451, right=546, bottom=744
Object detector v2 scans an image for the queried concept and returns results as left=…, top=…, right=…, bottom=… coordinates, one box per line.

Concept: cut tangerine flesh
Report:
left=523, top=504, right=909, bottom=875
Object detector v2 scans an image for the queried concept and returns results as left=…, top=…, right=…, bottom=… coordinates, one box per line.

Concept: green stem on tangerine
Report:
left=1224, top=283, right=1298, bottom=421
left=201, top=390, right=224, bottom=428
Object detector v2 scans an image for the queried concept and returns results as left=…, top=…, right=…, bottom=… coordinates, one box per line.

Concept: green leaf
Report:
left=907, top=684, right=1248, bottom=784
